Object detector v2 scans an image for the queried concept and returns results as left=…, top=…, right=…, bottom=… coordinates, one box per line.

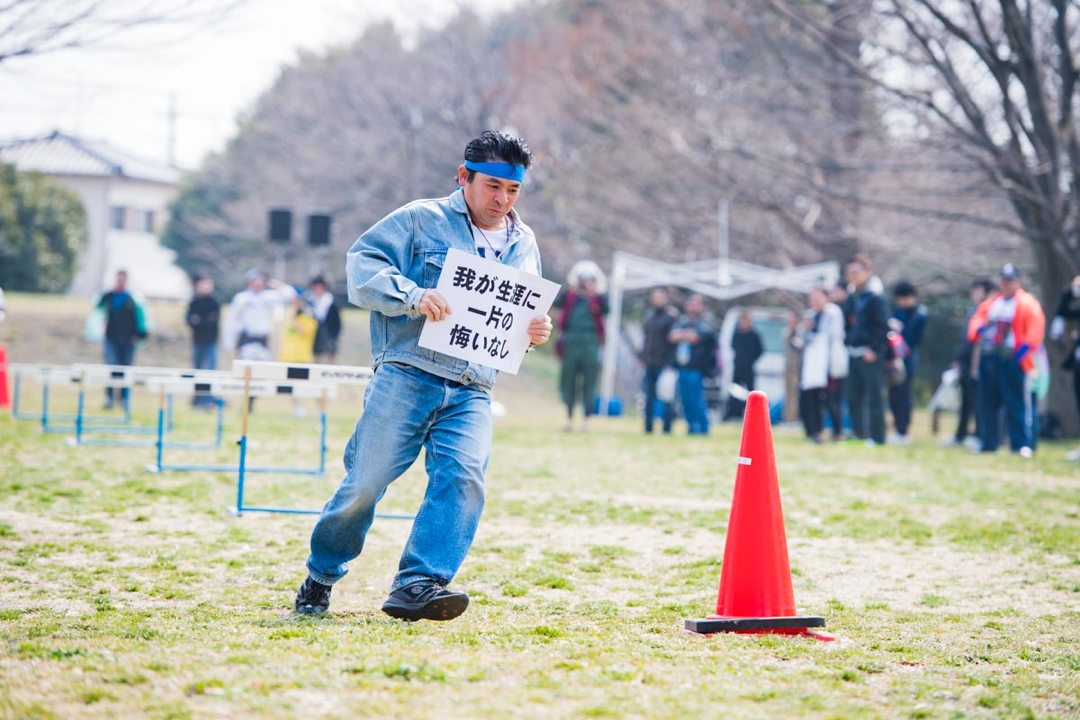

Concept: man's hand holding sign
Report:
left=418, top=249, right=559, bottom=374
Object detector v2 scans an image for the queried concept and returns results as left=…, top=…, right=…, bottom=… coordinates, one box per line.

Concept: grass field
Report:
left=1, top=293, right=1078, bottom=719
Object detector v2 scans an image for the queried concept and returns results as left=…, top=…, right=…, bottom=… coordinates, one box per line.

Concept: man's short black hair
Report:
left=971, top=279, right=994, bottom=295
left=463, top=130, right=533, bottom=182
left=894, top=280, right=917, bottom=298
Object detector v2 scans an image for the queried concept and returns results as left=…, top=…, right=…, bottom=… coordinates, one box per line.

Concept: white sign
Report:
left=418, top=248, right=560, bottom=374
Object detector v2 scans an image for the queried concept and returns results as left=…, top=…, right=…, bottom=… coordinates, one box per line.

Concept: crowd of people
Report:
left=89, top=268, right=342, bottom=412
left=552, top=252, right=1080, bottom=459
left=81, top=251, right=1080, bottom=460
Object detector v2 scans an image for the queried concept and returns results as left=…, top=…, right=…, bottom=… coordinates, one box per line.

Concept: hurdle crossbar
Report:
left=231, top=360, right=373, bottom=385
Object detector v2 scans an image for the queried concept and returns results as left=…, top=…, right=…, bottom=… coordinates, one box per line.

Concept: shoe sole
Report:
left=381, top=594, right=470, bottom=622
left=295, top=604, right=328, bottom=615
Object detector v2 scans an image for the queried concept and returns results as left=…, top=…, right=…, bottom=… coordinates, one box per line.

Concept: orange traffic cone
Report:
left=685, top=390, right=832, bottom=640
left=0, top=343, right=9, bottom=410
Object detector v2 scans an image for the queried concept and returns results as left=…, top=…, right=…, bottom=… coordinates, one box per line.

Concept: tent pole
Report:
left=599, top=253, right=626, bottom=416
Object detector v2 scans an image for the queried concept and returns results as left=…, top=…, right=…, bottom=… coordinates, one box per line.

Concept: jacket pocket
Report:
left=421, top=250, right=447, bottom=288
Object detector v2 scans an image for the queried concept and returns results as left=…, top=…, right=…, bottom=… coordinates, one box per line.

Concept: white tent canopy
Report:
left=598, top=250, right=841, bottom=415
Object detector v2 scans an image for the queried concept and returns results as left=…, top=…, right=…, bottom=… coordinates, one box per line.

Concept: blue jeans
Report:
left=192, top=342, right=218, bottom=407
left=678, top=369, right=709, bottom=435
left=103, top=339, right=135, bottom=407
left=642, top=366, right=674, bottom=434
left=977, top=353, right=1032, bottom=452
left=306, top=362, right=492, bottom=590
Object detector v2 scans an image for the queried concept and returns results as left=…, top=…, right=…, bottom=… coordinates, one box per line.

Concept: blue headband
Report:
left=464, top=160, right=526, bottom=183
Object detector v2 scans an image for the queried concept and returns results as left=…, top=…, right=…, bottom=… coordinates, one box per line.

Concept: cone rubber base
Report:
left=684, top=615, right=826, bottom=634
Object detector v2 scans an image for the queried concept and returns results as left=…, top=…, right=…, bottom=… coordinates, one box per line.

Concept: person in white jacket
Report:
left=223, top=268, right=297, bottom=362
left=799, top=287, right=846, bottom=442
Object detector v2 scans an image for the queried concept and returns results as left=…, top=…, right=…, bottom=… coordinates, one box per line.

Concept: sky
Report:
left=0, top=0, right=524, bottom=170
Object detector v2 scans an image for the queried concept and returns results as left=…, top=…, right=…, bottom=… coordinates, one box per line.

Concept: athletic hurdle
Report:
left=228, top=360, right=413, bottom=520
left=61, top=367, right=212, bottom=444
left=66, top=367, right=231, bottom=449
left=145, top=372, right=335, bottom=479
left=69, top=363, right=219, bottom=438
left=10, top=363, right=134, bottom=430
left=10, top=364, right=154, bottom=437
left=63, top=364, right=236, bottom=445
left=14, top=363, right=187, bottom=437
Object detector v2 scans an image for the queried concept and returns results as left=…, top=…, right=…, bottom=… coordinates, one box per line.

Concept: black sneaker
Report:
left=381, top=580, right=469, bottom=622
left=294, top=576, right=332, bottom=615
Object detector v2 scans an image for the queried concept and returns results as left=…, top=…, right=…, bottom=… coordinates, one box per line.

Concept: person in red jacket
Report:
left=967, top=263, right=1046, bottom=456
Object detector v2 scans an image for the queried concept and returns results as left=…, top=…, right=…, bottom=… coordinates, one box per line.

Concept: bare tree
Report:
left=770, top=0, right=1080, bottom=434
left=0, top=0, right=244, bottom=65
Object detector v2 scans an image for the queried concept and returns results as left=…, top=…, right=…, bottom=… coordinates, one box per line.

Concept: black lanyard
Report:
left=462, top=199, right=511, bottom=258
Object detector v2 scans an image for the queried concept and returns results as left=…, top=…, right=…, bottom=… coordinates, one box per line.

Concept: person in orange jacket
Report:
left=967, top=263, right=1046, bottom=456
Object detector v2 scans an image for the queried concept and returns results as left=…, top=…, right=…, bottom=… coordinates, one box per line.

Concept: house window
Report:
left=143, top=210, right=156, bottom=233
left=110, top=206, right=126, bottom=230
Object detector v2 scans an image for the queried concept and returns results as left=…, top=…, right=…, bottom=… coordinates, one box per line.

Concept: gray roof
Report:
left=0, top=130, right=181, bottom=185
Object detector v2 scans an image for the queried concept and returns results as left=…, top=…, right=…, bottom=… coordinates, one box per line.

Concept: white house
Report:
left=0, top=130, right=191, bottom=300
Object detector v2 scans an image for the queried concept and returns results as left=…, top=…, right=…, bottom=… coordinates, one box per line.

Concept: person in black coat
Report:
left=98, top=269, right=146, bottom=410
left=843, top=256, right=889, bottom=445
left=308, top=275, right=342, bottom=364
left=1050, top=274, right=1080, bottom=438
left=186, top=275, right=221, bottom=408
left=726, top=310, right=763, bottom=418
left=639, top=287, right=678, bottom=434
left=951, top=280, right=993, bottom=446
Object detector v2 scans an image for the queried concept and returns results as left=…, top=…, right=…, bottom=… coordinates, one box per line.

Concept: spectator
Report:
left=223, top=269, right=296, bottom=363
left=640, top=286, right=677, bottom=434
left=727, top=310, right=763, bottom=419
left=556, top=262, right=607, bottom=432
left=308, top=275, right=342, bottom=364
left=279, top=291, right=319, bottom=417
left=670, top=294, right=717, bottom=435
left=887, top=280, right=929, bottom=444
left=844, top=256, right=889, bottom=446
left=799, top=287, right=845, bottom=442
left=1049, top=274, right=1080, bottom=460
left=967, top=263, right=1046, bottom=456
left=825, top=283, right=850, bottom=440
left=948, top=280, right=993, bottom=448
left=97, top=269, right=148, bottom=410
left=185, top=275, right=221, bottom=409
left=0, top=285, right=6, bottom=322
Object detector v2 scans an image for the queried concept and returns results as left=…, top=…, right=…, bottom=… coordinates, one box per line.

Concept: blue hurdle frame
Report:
left=16, top=368, right=176, bottom=437
left=146, top=374, right=329, bottom=478
left=11, top=367, right=135, bottom=428
left=226, top=367, right=413, bottom=520
left=230, top=431, right=413, bottom=520
left=74, top=391, right=221, bottom=449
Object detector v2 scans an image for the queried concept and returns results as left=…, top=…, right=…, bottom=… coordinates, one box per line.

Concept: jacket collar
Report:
left=449, top=187, right=523, bottom=234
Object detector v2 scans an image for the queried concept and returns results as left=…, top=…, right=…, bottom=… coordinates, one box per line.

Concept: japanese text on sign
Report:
left=418, top=248, right=560, bottom=374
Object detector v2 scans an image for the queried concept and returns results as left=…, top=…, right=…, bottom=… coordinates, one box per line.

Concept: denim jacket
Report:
left=346, top=187, right=542, bottom=391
